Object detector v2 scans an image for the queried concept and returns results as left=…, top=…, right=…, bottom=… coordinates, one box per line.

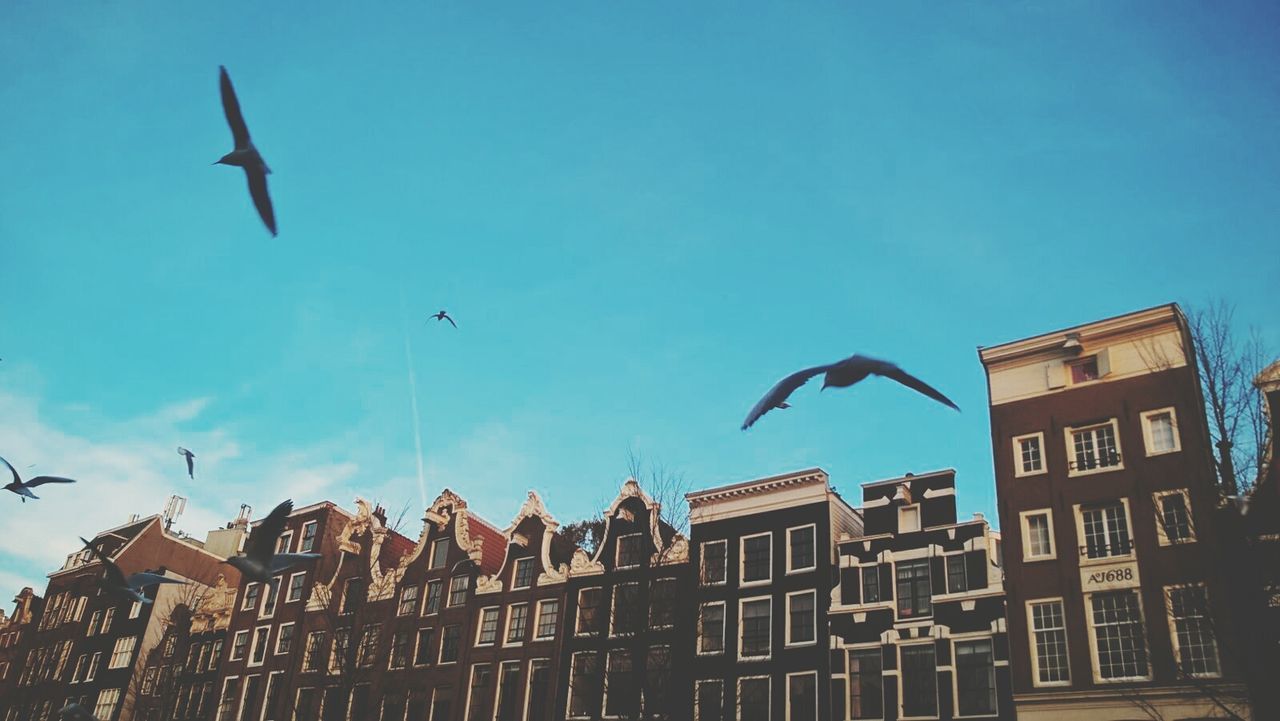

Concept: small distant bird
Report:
left=1, top=455, right=76, bottom=502
left=58, top=703, right=97, bottom=721
left=223, top=499, right=321, bottom=582
left=215, top=66, right=276, bottom=236
left=177, top=447, right=196, bottom=479
left=427, top=310, right=457, bottom=328
left=79, top=537, right=186, bottom=604
left=741, top=353, right=959, bottom=430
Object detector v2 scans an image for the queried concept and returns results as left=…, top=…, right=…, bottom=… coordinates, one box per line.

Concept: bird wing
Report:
left=59, top=703, right=98, bottom=721
left=0, top=455, right=19, bottom=486
left=25, top=476, right=76, bottom=487
left=219, top=66, right=251, bottom=148
left=875, top=363, right=960, bottom=411
left=245, top=168, right=277, bottom=236
left=270, top=552, right=322, bottom=572
left=246, top=499, right=294, bottom=564
left=125, top=572, right=186, bottom=591
left=444, top=315, right=457, bottom=328
left=741, top=363, right=835, bottom=430
left=80, top=537, right=128, bottom=589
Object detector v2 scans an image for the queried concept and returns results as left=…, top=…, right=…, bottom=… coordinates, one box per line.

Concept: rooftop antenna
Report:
left=163, top=495, right=187, bottom=533
left=236, top=503, right=253, bottom=527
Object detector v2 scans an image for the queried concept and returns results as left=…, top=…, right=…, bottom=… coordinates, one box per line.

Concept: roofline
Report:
left=978, top=303, right=1182, bottom=366
left=685, top=467, right=828, bottom=503
left=861, top=468, right=955, bottom=489
left=48, top=516, right=162, bottom=579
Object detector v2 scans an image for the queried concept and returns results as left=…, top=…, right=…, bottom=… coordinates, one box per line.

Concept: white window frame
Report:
left=1019, top=509, right=1056, bottom=562
left=784, top=590, right=817, bottom=648
left=462, top=663, right=490, bottom=721
left=230, top=630, right=250, bottom=661
left=602, top=648, right=636, bottom=719
left=950, top=635, right=1000, bottom=718
left=276, top=530, right=294, bottom=554
left=108, top=636, right=136, bottom=669
left=247, top=625, right=271, bottom=667
left=261, top=671, right=285, bottom=721
left=397, top=584, right=420, bottom=617
left=511, top=557, right=535, bottom=590
left=566, top=651, right=595, bottom=720
left=128, top=601, right=142, bottom=619
left=1012, top=432, right=1047, bottom=477
left=275, top=623, right=295, bottom=656
left=447, top=575, right=469, bottom=608
left=1140, top=407, right=1181, bottom=456
left=786, top=524, right=817, bottom=575
left=649, top=577, right=676, bottom=630
left=740, top=532, right=773, bottom=587
left=897, top=642, right=940, bottom=720
left=737, top=676, right=771, bottom=721
left=1064, top=419, right=1125, bottom=477
left=898, top=505, right=921, bottom=533
left=1164, top=583, right=1221, bottom=679
left=504, top=602, right=529, bottom=647
left=299, top=521, right=318, bottom=553
left=1083, top=589, right=1152, bottom=683
left=429, top=538, right=450, bottom=570
left=1153, top=489, right=1196, bottom=546
left=697, top=601, right=726, bottom=656
left=738, top=595, right=773, bottom=661
left=259, top=576, right=282, bottom=619
left=700, top=539, right=728, bottom=586
left=609, top=582, right=641, bottom=638
left=523, top=658, right=551, bottom=721
left=1073, top=499, right=1135, bottom=566
left=615, top=533, right=644, bottom=569
left=438, top=625, right=460, bottom=665
left=475, top=606, right=500, bottom=647
left=94, top=688, right=121, bottom=721
left=286, top=572, right=307, bottom=603
left=785, top=670, right=818, bottom=721
left=533, top=598, right=558, bottom=641
left=1025, top=597, right=1070, bottom=688
left=575, top=587, right=602, bottom=637
left=217, top=677, right=239, bottom=721
left=694, top=680, right=723, bottom=721
left=422, top=579, right=444, bottom=616
left=86, top=652, right=101, bottom=682
left=242, top=582, right=261, bottom=611
left=412, top=627, right=433, bottom=667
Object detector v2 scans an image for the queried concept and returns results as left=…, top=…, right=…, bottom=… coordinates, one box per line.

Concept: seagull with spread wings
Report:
left=177, top=447, right=196, bottom=479
left=214, top=66, right=277, bottom=236
left=741, top=353, right=959, bottom=430
left=427, top=310, right=457, bottom=328
left=223, top=499, right=322, bottom=583
left=80, top=537, right=187, bottom=604
left=58, top=703, right=98, bottom=721
left=2, top=455, right=76, bottom=502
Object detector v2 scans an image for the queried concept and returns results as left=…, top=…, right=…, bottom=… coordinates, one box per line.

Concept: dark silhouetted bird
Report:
left=1, top=455, right=76, bottom=502
left=223, top=499, right=321, bottom=583
left=427, top=311, right=457, bottom=328
left=58, top=702, right=97, bottom=721
left=215, top=66, right=276, bottom=236
left=741, top=353, right=959, bottom=430
left=177, top=447, right=196, bottom=479
left=79, top=537, right=187, bottom=604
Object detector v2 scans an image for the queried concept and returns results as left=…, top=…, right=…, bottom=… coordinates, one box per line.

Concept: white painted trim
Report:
left=276, top=530, right=294, bottom=555
left=566, top=651, right=594, bottom=719
left=412, top=626, right=433, bottom=667
left=697, top=601, right=726, bottom=655
left=475, top=606, right=500, bottom=647
left=1162, top=582, right=1222, bottom=679
left=614, top=532, right=644, bottom=570
left=1073, top=499, right=1135, bottom=567
left=428, top=538, right=450, bottom=570
left=462, top=663, right=490, bottom=721
left=1012, top=432, right=1047, bottom=477
left=510, top=557, right=535, bottom=590
left=447, top=574, right=469, bottom=608
left=299, top=521, right=319, bottom=553
left=286, top=571, right=307, bottom=603
left=950, top=637, right=999, bottom=718
left=785, top=590, right=817, bottom=648
left=217, top=676, right=239, bottom=721
left=694, top=679, right=724, bottom=721
left=437, top=624, right=460, bottom=665
left=737, top=675, right=772, bottom=721
left=740, top=531, right=773, bottom=587
left=503, top=602, right=528, bottom=646
left=738, top=595, right=773, bottom=661
left=700, top=539, right=728, bottom=586
left=241, top=582, right=261, bottom=611
left=532, top=598, right=558, bottom=641
left=1024, top=597, right=1071, bottom=688
left=785, top=670, right=818, bottom=721
left=260, top=670, right=285, bottom=721
left=421, top=578, right=443, bottom=616
left=1152, top=489, right=1196, bottom=546
left=896, top=642, right=940, bottom=720
left=1083, top=589, right=1152, bottom=683
left=1064, top=419, right=1125, bottom=478
left=230, top=630, right=250, bottom=661
left=1019, top=509, right=1056, bottom=562
left=1140, top=407, right=1182, bottom=456
left=521, top=658, right=550, bottom=721
left=493, top=660, right=521, bottom=721
left=786, top=524, right=818, bottom=575
left=274, top=623, right=295, bottom=656
left=575, top=587, right=603, bottom=637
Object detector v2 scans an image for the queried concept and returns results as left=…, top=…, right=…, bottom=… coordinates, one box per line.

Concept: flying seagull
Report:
left=58, top=703, right=98, bottom=721
left=1, top=455, right=76, bottom=502
left=741, top=353, right=959, bottom=430
left=215, top=65, right=276, bottom=236
left=427, top=310, right=457, bottom=328
left=177, top=447, right=196, bottom=479
left=79, top=537, right=186, bottom=604
left=224, top=499, right=321, bottom=583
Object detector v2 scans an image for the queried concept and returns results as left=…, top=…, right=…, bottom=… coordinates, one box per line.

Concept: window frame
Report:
left=609, top=582, right=642, bottom=638
left=566, top=651, right=598, bottom=720
left=108, top=636, right=136, bottom=670
left=602, top=648, right=636, bottom=719
left=1164, top=583, right=1221, bottom=679
left=951, top=637, right=998, bottom=718
left=1012, top=431, right=1047, bottom=477
left=247, top=625, right=271, bottom=667
left=524, top=658, right=551, bottom=721
left=397, top=584, right=420, bottom=617
left=462, top=663, right=491, bottom=721
left=1140, top=407, right=1181, bottom=456
left=241, top=582, right=261, bottom=612
left=697, top=601, right=726, bottom=656
left=737, top=675, right=771, bottom=721
left=299, top=521, right=318, bottom=553
left=422, top=579, right=444, bottom=616
left=286, top=572, right=307, bottom=604
left=786, top=524, right=817, bottom=575
left=895, top=559, right=933, bottom=619
left=412, top=627, right=433, bottom=667
left=694, top=679, right=724, bottom=721
left=447, top=575, right=469, bottom=608
left=1020, top=509, right=1057, bottom=562
left=276, top=530, right=294, bottom=555
left=428, top=538, right=450, bottom=571
left=1064, top=419, right=1125, bottom=477
left=1025, top=597, right=1071, bottom=688
left=1074, top=499, right=1135, bottom=565
left=615, top=533, right=645, bottom=570
left=438, top=624, right=461, bottom=665
left=1153, top=489, right=1196, bottom=546
left=575, top=587, right=603, bottom=637
left=700, top=539, right=728, bottom=586
left=475, top=606, right=500, bottom=647
left=847, top=645, right=885, bottom=720
left=784, top=590, right=817, bottom=648
left=649, top=577, right=676, bottom=630
left=1084, top=589, right=1151, bottom=683
left=274, top=622, right=295, bottom=656
left=785, top=671, right=818, bottom=721
left=504, top=602, right=529, bottom=646
left=897, top=642, right=939, bottom=720
left=740, top=532, right=773, bottom=587
left=738, top=595, right=773, bottom=661
left=898, top=505, right=921, bottom=534
left=230, top=630, right=250, bottom=661
left=511, top=557, right=535, bottom=590
left=533, top=598, right=559, bottom=641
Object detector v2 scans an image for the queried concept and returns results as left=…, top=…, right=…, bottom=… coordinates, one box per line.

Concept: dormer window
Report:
left=616, top=534, right=644, bottom=569
left=1069, top=356, right=1099, bottom=384
left=512, top=558, right=535, bottom=589
left=899, top=505, right=921, bottom=534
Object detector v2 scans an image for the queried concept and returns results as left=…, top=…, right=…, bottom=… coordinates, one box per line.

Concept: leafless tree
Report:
left=125, top=583, right=215, bottom=721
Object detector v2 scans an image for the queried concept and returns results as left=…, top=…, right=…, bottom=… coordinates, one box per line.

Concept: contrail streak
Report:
left=402, top=295, right=428, bottom=510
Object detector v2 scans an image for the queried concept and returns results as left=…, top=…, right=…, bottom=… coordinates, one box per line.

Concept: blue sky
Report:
left=2, top=2, right=1278, bottom=591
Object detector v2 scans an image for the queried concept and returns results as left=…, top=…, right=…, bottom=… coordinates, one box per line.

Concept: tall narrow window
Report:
left=1014, top=433, right=1045, bottom=476
left=494, top=661, right=520, bottom=721
left=604, top=650, right=636, bottom=716
left=1168, top=585, right=1220, bottom=676
left=699, top=602, right=725, bottom=654
left=94, top=689, right=121, bottom=721
left=438, top=625, right=461, bottom=664
left=895, top=560, right=932, bottom=618
left=108, top=637, right=136, bottom=669
left=276, top=623, right=295, bottom=655
left=787, top=525, right=816, bottom=573
left=329, top=628, right=350, bottom=673
left=230, top=631, right=249, bottom=661
left=1029, top=599, right=1070, bottom=685
left=649, top=578, right=676, bottom=629
left=534, top=599, right=559, bottom=640
left=388, top=631, right=410, bottom=669
left=900, top=645, right=938, bottom=717
left=339, top=578, right=361, bottom=614
left=447, top=575, right=469, bottom=607
left=1142, top=409, right=1180, bottom=455
left=946, top=555, right=969, bottom=594
left=429, top=539, right=450, bottom=570
left=737, top=678, right=769, bottom=721
left=287, top=572, right=307, bottom=603
left=243, top=583, right=261, bottom=611
left=740, top=598, right=771, bottom=658
left=512, top=558, right=535, bottom=589
left=848, top=648, right=882, bottom=719
left=1023, top=512, right=1055, bottom=560
left=299, top=521, right=318, bottom=552
left=741, top=534, right=771, bottom=585
left=616, top=534, right=644, bottom=568
left=524, top=659, right=550, bottom=721
left=861, top=566, right=881, bottom=603
left=610, top=583, right=642, bottom=636
left=701, top=540, right=727, bottom=585
left=644, top=646, right=672, bottom=716
left=787, top=673, right=817, bottom=721
left=413, top=628, right=433, bottom=666
left=423, top=579, right=443, bottom=615
left=1080, top=503, right=1132, bottom=559
left=260, top=577, right=281, bottom=618
left=575, top=588, right=603, bottom=636
left=249, top=626, right=270, bottom=666
left=1069, top=422, right=1122, bottom=473
left=1156, top=491, right=1194, bottom=544
left=567, top=653, right=598, bottom=719
left=476, top=608, right=500, bottom=646
left=505, top=603, right=528, bottom=645
left=787, top=591, right=815, bottom=646
left=397, top=585, right=419, bottom=616
left=695, top=680, right=724, bottom=721
left=1090, top=591, right=1148, bottom=680
left=465, top=664, right=491, bottom=721
left=303, top=631, right=326, bottom=672
left=955, top=639, right=997, bottom=715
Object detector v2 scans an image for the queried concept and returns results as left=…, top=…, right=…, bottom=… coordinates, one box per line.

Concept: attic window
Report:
left=899, top=505, right=921, bottom=534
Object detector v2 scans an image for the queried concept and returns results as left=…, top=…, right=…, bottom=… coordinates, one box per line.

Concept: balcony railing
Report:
left=1069, top=451, right=1122, bottom=472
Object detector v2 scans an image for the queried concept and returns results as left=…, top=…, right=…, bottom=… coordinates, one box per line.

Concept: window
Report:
left=476, top=607, right=500, bottom=645
left=263, top=673, right=284, bottom=721
left=701, top=540, right=727, bottom=585
left=295, top=687, right=320, bottom=721
left=1067, top=421, right=1122, bottom=474
left=787, top=672, right=817, bottom=721
left=447, top=575, right=469, bottom=607
left=505, top=603, right=528, bottom=645
left=699, top=602, right=725, bottom=654
left=423, top=579, right=443, bottom=615
left=398, top=585, right=419, bottom=616
left=413, top=628, right=433, bottom=666
left=386, top=630, right=410, bottom=670
left=260, top=577, right=281, bottom=618
left=787, top=591, right=816, bottom=646
left=276, top=531, right=293, bottom=554
left=524, top=659, right=551, bottom=721
left=900, top=645, right=938, bottom=717
left=129, top=600, right=142, bottom=619
left=644, top=646, right=672, bottom=715
left=511, top=557, right=535, bottom=589
left=439, top=625, right=461, bottom=664
left=429, top=538, right=450, bottom=570
left=300, top=521, right=318, bottom=553
left=94, top=689, right=121, bottom=720
left=340, top=577, right=362, bottom=614
left=610, top=583, right=642, bottom=636
left=737, top=677, right=769, bottom=721
left=1079, top=502, right=1132, bottom=559
left=276, top=623, right=295, bottom=655
left=955, top=639, right=996, bottom=716
left=217, top=678, right=240, bottom=721
left=616, top=533, right=644, bottom=569
left=101, top=607, right=115, bottom=633
left=249, top=627, right=270, bottom=666
left=329, top=629, right=349, bottom=674
left=896, top=560, right=932, bottom=618
left=849, top=648, right=883, bottom=719
left=231, top=631, right=250, bottom=661
left=649, top=578, right=676, bottom=628
left=576, top=587, right=603, bottom=635
left=741, top=533, right=771, bottom=585
left=946, top=555, right=970, bottom=594
left=242, top=583, right=261, bottom=611
left=567, top=652, right=598, bottom=719
left=163, top=634, right=177, bottom=658
left=788, top=525, right=816, bottom=573
left=1028, top=599, right=1070, bottom=685
left=534, top=599, right=559, bottom=639
left=465, top=664, right=491, bottom=721
left=87, top=610, right=102, bottom=636
left=1021, top=511, right=1055, bottom=561
left=1089, top=590, right=1148, bottom=680
left=1155, top=490, right=1195, bottom=544
left=696, top=680, right=724, bottom=721
left=108, top=637, right=136, bottom=669
left=740, top=597, right=771, bottom=659
left=86, top=652, right=101, bottom=682
left=1068, top=355, right=1099, bottom=383
left=1014, top=432, right=1046, bottom=476
left=494, top=661, right=521, bottom=721
left=141, top=666, right=158, bottom=695
left=1141, top=408, right=1180, bottom=455
left=287, top=572, right=307, bottom=603
left=862, top=566, right=882, bottom=603
left=303, top=632, right=326, bottom=672
left=1167, top=585, right=1219, bottom=676
left=72, top=654, right=89, bottom=683
left=604, top=650, right=636, bottom=717
left=209, top=639, right=223, bottom=670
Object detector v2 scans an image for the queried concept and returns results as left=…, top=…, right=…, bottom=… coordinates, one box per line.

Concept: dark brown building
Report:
left=0, top=588, right=44, bottom=713
left=978, top=304, right=1251, bottom=719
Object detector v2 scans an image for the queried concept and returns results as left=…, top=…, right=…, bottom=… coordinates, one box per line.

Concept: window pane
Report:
left=900, top=645, right=937, bottom=717
left=738, top=678, right=769, bottom=721
left=466, top=665, right=491, bottom=721
left=576, top=588, right=603, bottom=635
left=1031, top=601, right=1070, bottom=684
left=789, top=527, right=815, bottom=570
left=741, top=599, right=771, bottom=657
left=1090, top=591, right=1148, bottom=679
left=424, top=580, right=443, bottom=615
left=895, top=560, right=932, bottom=617
left=848, top=648, right=882, bottom=719
left=696, top=680, right=723, bottom=721
left=788, top=674, right=816, bottom=721
left=616, top=535, right=644, bottom=568
left=862, top=566, right=880, bottom=603
left=525, top=659, right=550, bottom=721
left=1149, top=413, right=1176, bottom=452
left=512, top=558, right=535, bottom=589
left=1160, top=494, right=1192, bottom=542
left=1027, top=514, right=1053, bottom=558
left=495, top=662, right=520, bottom=721
left=413, top=628, right=433, bottom=666
left=477, top=609, right=499, bottom=645
left=535, top=599, right=559, bottom=639
left=650, top=579, right=676, bottom=628
left=702, top=541, right=727, bottom=585
left=955, top=640, right=996, bottom=715
left=506, top=604, right=528, bottom=644
left=604, top=651, right=636, bottom=716
left=568, top=653, right=598, bottom=717
left=789, top=593, right=815, bottom=644
left=429, top=539, right=450, bottom=570
left=743, top=536, right=770, bottom=583
left=1170, top=587, right=1219, bottom=675
left=611, top=584, right=643, bottom=636
left=1020, top=436, right=1043, bottom=473
left=946, top=555, right=968, bottom=594
left=1082, top=504, right=1131, bottom=558
left=700, top=603, right=725, bottom=654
